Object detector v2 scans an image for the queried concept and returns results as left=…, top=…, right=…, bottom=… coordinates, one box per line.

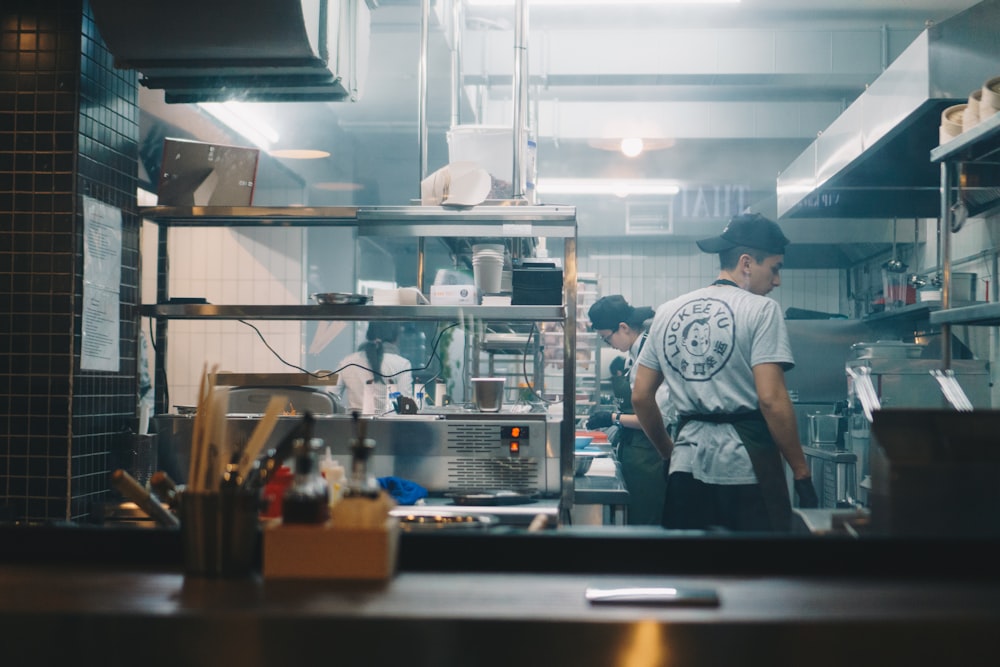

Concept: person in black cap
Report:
left=630, top=213, right=818, bottom=532
left=586, top=294, right=672, bottom=525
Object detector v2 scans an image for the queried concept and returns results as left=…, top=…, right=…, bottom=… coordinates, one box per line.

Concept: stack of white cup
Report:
left=472, top=243, right=505, bottom=295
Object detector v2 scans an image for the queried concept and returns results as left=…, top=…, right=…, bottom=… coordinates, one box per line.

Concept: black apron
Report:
left=677, top=411, right=792, bottom=531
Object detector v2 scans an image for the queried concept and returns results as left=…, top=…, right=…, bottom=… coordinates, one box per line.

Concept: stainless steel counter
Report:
left=573, top=456, right=629, bottom=525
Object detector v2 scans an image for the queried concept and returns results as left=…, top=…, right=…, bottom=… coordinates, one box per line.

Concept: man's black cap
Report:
left=696, top=213, right=790, bottom=256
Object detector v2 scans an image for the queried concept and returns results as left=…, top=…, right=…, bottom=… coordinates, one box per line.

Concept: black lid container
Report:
left=511, top=263, right=563, bottom=305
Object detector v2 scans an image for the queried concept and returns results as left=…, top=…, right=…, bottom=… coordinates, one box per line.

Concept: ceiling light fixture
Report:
left=269, top=149, right=331, bottom=160
left=467, top=0, right=739, bottom=6
left=620, top=138, right=644, bottom=158
left=198, top=102, right=280, bottom=151
left=537, top=178, right=680, bottom=196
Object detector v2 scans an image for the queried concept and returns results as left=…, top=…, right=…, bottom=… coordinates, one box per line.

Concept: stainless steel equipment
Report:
left=156, top=410, right=561, bottom=497
left=845, top=356, right=991, bottom=506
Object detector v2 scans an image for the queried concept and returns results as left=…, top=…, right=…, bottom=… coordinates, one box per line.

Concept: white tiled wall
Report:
left=577, top=238, right=842, bottom=314
left=141, top=221, right=306, bottom=408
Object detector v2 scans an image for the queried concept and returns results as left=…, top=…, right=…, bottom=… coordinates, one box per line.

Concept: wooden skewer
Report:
left=236, top=394, right=288, bottom=484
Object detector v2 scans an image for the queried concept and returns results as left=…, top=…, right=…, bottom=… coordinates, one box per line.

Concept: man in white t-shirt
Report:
left=631, top=213, right=818, bottom=532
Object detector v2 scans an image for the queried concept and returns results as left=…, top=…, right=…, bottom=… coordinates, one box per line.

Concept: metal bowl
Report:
left=574, top=455, right=594, bottom=476
left=392, top=511, right=498, bottom=532
left=311, top=292, right=371, bottom=305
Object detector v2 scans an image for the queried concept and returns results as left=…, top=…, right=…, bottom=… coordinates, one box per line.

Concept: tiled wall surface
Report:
left=140, top=221, right=306, bottom=409
left=577, top=237, right=842, bottom=315
left=0, top=0, right=139, bottom=521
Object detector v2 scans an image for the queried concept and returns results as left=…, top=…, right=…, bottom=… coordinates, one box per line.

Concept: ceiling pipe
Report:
left=512, top=0, right=528, bottom=199
left=450, top=0, right=464, bottom=129
left=418, top=0, right=430, bottom=187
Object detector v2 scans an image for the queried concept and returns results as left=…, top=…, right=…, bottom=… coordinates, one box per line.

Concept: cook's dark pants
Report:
left=616, top=427, right=666, bottom=526
left=663, top=411, right=791, bottom=532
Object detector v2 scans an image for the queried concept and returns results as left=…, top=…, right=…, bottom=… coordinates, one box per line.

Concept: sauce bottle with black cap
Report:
left=282, top=437, right=330, bottom=524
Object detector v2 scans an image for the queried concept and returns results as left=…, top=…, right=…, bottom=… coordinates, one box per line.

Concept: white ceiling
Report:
left=138, top=0, right=985, bottom=244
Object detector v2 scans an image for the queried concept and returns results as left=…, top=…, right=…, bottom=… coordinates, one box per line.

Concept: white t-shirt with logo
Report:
left=636, top=284, right=794, bottom=484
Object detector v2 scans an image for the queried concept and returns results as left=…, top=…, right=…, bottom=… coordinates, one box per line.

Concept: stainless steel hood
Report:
left=777, top=0, right=1000, bottom=219
left=90, top=0, right=373, bottom=103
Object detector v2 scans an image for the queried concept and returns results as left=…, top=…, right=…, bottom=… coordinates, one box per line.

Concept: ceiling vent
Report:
left=625, top=201, right=674, bottom=236
left=90, top=0, right=373, bottom=103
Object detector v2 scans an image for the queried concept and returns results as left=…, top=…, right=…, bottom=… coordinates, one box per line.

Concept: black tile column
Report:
left=0, top=0, right=139, bottom=521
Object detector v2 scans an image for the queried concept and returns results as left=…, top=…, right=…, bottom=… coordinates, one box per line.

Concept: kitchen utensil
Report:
left=311, top=292, right=371, bottom=305
left=447, top=490, right=536, bottom=506
left=930, top=369, right=974, bottom=411
left=110, top=469, right=180, bottom=528
left=390, top=509, right=498, bottom=531
left=235, top=394, right=287, bottom=483
left=574, top=450, right=607, bottom=476
left=883, top=219, right=908, bottom=273
left=149, top=470, right=180, bottom=508
left=808, top=413, right=842, bottom=445
left=574, top=435, right=594, bottom=450
left=851, top=340, right=923, bottom=359
left=846, top=366, right=881, bottom=422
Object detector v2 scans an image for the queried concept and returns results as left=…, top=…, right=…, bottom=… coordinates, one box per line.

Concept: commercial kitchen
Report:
left=2, top=0, right=1000, bottom=664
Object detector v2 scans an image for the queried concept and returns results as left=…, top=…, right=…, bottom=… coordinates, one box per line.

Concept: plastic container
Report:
left=446, top=125, right=530, bottom=195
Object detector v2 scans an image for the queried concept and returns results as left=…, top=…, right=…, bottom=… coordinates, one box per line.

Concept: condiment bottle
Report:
left=260, top=465, right=293, bottom=519
left=281, top=438, right=330, bottom=524
left=319, top=446, right=346, bottom=508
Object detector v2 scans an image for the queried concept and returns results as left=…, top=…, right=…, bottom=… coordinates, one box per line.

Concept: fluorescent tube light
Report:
left=467, top=0, right=739, bottom=6
left=537, top=178, right=680, bottom=196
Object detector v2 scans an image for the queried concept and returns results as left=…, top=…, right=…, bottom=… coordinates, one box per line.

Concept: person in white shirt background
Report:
left=334, top=322, right=414, bottom=414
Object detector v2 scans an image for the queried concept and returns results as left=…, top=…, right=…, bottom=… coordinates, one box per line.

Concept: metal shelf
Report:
left=930, top=112, right=1000, bottom=164
left=140, top=204, right=578, bottom=237
left=141, top=303, right=566, bottom=322
left=929, top=302, right=1000, bottom=327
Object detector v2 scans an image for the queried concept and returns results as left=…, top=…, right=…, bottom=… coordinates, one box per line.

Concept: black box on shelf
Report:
left=512, top=262, right=563, bottom=305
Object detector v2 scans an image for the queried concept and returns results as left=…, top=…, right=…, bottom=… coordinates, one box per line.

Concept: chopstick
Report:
left=188, top=363, right=221, bottom=492
left=236, top=394, right=288, bottom=483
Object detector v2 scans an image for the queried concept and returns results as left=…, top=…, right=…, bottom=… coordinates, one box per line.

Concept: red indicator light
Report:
left=509, top=441, right=520, bottom=455
left=511, top=427, right=521, bottom=437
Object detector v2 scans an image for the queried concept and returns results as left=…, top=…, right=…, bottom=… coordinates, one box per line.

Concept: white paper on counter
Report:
left=586, top=457, right=617, bottom=477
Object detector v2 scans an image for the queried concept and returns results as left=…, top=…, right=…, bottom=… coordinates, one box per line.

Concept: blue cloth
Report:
left=377, top=476, right=428, bottom=505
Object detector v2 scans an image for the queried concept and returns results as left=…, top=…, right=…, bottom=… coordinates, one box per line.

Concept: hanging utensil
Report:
left=884, top=218, right=907, bottom=273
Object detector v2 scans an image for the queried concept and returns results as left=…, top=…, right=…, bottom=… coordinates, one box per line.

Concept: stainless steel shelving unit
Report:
left=929, top=114, right=1000, bottom=356
left=140, top=204, right=580, bottom=519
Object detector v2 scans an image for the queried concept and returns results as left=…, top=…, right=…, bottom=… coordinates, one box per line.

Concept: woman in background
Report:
left=334, top=322, right=413, bottom=413
left=587, top=295, right=673, bottom=525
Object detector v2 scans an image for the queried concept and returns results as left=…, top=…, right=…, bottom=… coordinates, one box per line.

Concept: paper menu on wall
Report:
left=81, top=196, right=122, bottom=372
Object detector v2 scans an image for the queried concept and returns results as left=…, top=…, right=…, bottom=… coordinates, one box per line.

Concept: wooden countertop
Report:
left=1, top=562, right=998, bottom=666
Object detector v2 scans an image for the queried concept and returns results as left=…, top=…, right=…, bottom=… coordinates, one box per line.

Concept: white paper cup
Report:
left=473, top=255, right=504, bottom=293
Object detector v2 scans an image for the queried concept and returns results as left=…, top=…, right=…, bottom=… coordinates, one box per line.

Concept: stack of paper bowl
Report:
left=964, top=89, right=983, bottom=131
left=940, top=104, right=966, bottom=144
left=980, top=76, right=1000, bottom=122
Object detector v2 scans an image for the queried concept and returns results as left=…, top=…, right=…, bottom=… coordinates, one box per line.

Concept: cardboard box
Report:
left=263, top=519, right=400, bottom=580
left=430, top=284, right=478, bottom=305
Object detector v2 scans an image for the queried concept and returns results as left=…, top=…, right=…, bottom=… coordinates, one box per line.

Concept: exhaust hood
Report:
left=777, top=0, right=1000, bottom=219
left=90, top=0, right=372, bottom=103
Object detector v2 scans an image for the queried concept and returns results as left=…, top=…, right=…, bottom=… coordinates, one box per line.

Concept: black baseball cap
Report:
left=588, top=295, right=634, bottom=331
left=696, top=213, right=790, bottom=256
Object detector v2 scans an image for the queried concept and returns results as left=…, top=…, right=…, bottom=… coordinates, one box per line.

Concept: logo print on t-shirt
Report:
left=662, top=298, right=734, bottom=380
